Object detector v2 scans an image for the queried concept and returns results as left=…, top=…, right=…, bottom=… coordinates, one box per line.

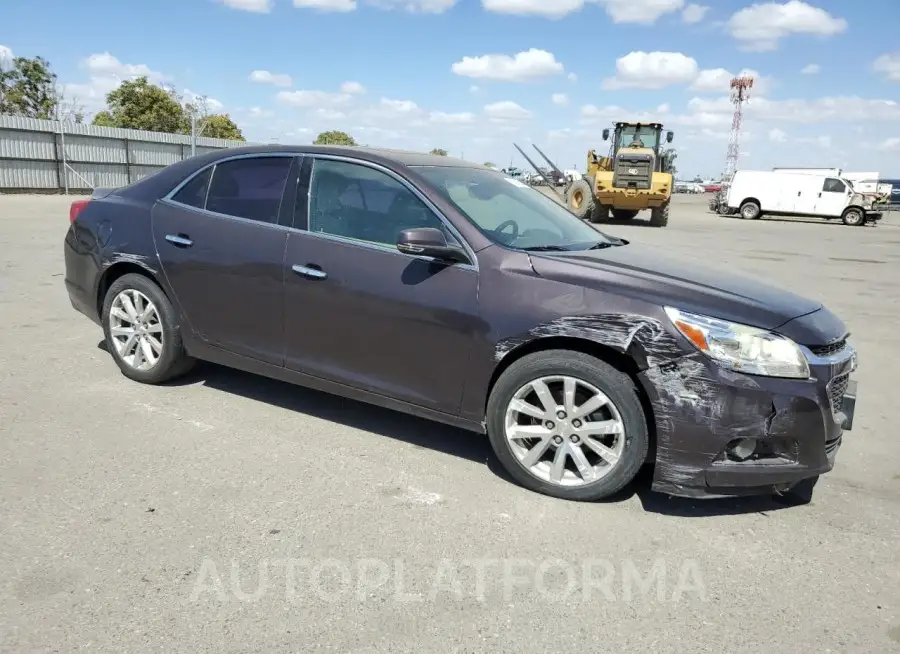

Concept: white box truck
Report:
left=720, top=170, right=883, bottom=226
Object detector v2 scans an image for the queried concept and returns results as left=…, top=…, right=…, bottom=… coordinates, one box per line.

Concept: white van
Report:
left=724, top=170, right=883, bottom=226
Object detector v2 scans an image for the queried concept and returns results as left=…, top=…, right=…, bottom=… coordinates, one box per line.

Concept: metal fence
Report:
left=0, top=115, right=250, bottom=193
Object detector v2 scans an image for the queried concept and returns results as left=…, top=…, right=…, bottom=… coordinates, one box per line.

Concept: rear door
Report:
left=151, top=153, right=300, bottom=364
left=814, top=177, right=850, bottom=217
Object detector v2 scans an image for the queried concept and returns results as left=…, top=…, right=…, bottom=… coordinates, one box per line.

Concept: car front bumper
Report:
left=638, top=345, right=857, bottom=499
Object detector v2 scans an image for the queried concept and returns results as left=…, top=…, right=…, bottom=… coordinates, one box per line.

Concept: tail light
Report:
left=69, top=199, right=90, bottom=224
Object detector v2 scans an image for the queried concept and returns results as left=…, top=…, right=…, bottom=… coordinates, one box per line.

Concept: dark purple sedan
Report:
left=64, top=145, right=858, bottom=503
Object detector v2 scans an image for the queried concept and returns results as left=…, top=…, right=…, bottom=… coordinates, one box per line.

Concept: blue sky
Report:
left=2, top=0, right=899, bottom=177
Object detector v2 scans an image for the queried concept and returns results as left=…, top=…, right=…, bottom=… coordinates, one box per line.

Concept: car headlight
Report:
left=664, top=307, right=810, bottom=379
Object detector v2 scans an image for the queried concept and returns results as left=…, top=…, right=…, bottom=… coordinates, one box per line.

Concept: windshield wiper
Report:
left=520, top=245, right=571, bottom=252
left=588, top=238, right=628, bottom=249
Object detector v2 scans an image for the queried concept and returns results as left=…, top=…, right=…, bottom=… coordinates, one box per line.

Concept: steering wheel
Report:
left=495, top=219, right=519, bottom=241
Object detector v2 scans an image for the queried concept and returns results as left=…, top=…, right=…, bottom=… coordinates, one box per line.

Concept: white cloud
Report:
left=368, top=0, right=457, bottom=11
left=873, top=53, right=900, bottom=82
left=184, top=89, right=225, bottom=113
left=340, top=81, right=366, bottom=94
left=726, top=1, right=847, bottom=51
left=568, top=72, right=578, bottom=82
left=687, top=95, right=900, bottom=123
left=768, top=128, right=787, bottom=143
left=681, top=3, right=708, bottom=23
left=313, top=108, right=348, bottom=121
left=379, top=97, right=419, bottom=113
left=657, top=103, right=670, bottom=113
left=217, top=0, right=272, bottom=11
left=602, top=51, right=698, bottom=89
left=293, top=0, right=357, bottom=11
left=451, top=48, right=564, bottom=81
left=480, top=0, right=584, bottom=19
left=249, top=70, right=293, bottom=87
left=595, top=0, right=685, bottom=23
left=878, top=137, right=900, bottom=152
left=552, top=93, right=569, bottom=106
left=83, top=52, right=169, bottom=83
left=277, top=89, right=354, bottom=108
left=428, top=111, right=476, bottom=124
left=484, top=101, right=533, bottom=121
left=690, top=67, right=767, bottom=93
left=800, top=63, right=820, bottom=74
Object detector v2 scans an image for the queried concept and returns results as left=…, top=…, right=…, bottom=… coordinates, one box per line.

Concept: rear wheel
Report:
left=649, top=201, right=670, bottom=227
left=565, top=178, right=594, bottom=219
left=486, top=350, right=649, bottom=501
left=740, top=200, right=761, bottom=220
left=842, top=208, right=864, bottom=226
left=101, top=273, right=195, bottom=384
left=612, top=209, right=638, bottom=221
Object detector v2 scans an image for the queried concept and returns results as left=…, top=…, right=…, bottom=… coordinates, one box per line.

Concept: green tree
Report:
left=94, top=76, right=186, bottom=133
left=429, top=148, right=448, bottom=156
left=0, top=55, right=58, bottom=119
left=200, top=113, right=244, bottom=140
left=314, top=130, right=356, bottom=146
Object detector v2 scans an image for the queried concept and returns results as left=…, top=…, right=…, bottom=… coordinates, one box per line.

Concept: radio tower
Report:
left=723, top=75, right=753, bottom=182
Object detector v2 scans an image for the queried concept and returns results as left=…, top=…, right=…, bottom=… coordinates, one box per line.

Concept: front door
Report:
left=282, top=157, right=481, bottom=414
left=151, top=154, right=299, bottom=364
left=815, top=177, right=850, bottom=217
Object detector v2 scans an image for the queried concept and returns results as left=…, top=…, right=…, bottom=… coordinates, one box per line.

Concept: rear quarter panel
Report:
left=66, top=194, right=165, bottom=322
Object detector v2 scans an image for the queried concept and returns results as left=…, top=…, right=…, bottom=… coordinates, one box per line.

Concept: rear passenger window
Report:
left=206, top=156, right=293, bottom=223
left=171, top=167, right=212, bottom=208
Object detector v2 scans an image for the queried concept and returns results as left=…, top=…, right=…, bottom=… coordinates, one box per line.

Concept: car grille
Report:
left=809, top=338, right=847, bottom=357
left=613, top=157, right=652, bottom=190
left=827, top=373, right=850, bottom=416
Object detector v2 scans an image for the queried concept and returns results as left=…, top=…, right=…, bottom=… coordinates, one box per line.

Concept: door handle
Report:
left=165, top=234, right=193, bottom=247
left=292, top=264, right=327, bottom=280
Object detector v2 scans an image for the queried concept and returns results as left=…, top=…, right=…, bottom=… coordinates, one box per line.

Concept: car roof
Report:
left=118, top=144, right=483, bottom=200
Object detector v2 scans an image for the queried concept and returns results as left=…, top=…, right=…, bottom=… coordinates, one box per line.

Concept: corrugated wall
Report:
left=0, top=115, right=251, bottom=191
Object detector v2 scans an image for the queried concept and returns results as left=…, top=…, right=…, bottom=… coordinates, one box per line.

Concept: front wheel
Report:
left=588, top=203, right=610, bottom=224
left=842, top=208, right=865, bottom=226
left=565, top=179, right=594, bottom=219
left=650, top=201, right=669, bottom=227
left=740, top=200, right=761, bottom=220
left=101, top=273, right=195, bottom=384
left=486, top=350, right=649, bottom=501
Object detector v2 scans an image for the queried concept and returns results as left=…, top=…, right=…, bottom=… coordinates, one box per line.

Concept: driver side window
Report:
left=308, top=159, right=450, bottom=248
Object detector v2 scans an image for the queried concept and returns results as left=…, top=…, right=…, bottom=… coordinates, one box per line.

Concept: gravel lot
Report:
left=1, top=193, right=899, bottom=653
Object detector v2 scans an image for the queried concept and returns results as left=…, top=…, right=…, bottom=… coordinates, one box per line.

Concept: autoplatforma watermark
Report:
left=188, top=557, right=708, bottom=604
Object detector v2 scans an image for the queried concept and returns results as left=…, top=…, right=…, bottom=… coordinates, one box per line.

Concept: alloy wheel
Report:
left=108, top=289, right=164, bottom=371
left=504, top=375, right=626, bottom=487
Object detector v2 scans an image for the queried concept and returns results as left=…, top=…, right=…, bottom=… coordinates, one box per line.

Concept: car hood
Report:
left=528, top=242, right=823, bottom=332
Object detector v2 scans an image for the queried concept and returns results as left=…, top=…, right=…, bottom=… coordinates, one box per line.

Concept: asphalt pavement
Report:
left=1, top=193, right=898, bottom=653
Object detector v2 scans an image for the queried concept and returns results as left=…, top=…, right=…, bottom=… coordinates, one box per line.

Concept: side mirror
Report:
left=666, top=131, right=674, bottom=143
left=602, top=129, right=610, bottom=141
left=397, top=227, right=469, bottom=264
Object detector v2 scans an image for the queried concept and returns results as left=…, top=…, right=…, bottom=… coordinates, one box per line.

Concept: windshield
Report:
left=412, top=166, right=617, bottom=250
left=617, top=125, right=660, bottom=150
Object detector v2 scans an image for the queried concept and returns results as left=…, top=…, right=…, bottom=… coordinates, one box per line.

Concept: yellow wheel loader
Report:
left=517, top=122, right=675, bottom=227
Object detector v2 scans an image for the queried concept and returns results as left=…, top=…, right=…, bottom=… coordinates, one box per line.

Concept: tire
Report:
left=565, top=178, right=594, bottom=219
left=588, top=203, right=610, bottom=224
left=486, top=350, right=649, bottom=502
left=101, top=273, right=195, bottom=384
left=773, top=475, right=819, bottom=506
left=739, top=200, right=761, bottom=220
left=649, top=201, right=670, bottom=227
left=612, top=209, right=638, bottom=221
left=842, top=208, right=864, bottom=226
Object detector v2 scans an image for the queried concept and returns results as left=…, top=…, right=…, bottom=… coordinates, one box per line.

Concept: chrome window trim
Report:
left=298, top=229, right=478, bottom=272
left=304, top=154, right=479, bottom=271
left=156, top=199, right=300, bottom=235
left=162, top=151, right=300, bottom=205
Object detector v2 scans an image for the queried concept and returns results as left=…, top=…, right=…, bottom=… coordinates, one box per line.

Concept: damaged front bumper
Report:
left=638, top=343, right=858, bottom=499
